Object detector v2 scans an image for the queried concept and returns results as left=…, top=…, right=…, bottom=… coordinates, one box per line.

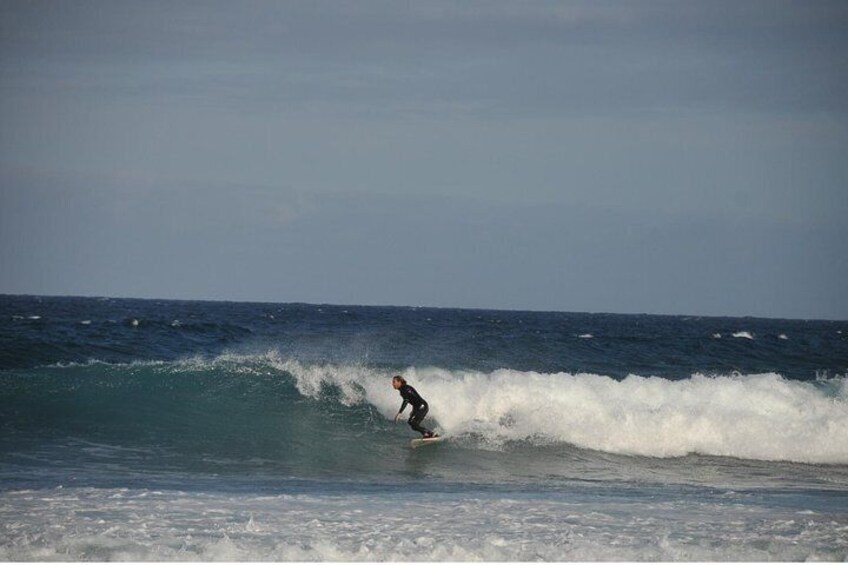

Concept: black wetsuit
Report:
left=398, top=383, right=431, bottom=436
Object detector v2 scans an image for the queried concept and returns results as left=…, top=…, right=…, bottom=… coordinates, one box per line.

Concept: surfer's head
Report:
left=391, top=375, right=406, bottom=389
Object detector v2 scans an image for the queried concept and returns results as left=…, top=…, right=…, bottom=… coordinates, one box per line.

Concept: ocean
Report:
left=1, top=294, right=847, bottom=561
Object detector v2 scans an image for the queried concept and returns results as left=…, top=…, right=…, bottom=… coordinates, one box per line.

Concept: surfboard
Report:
left=410, top=436, right=444, bottom=449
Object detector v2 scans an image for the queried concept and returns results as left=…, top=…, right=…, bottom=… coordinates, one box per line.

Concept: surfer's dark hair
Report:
left=392, top=375, right=406, bottom=385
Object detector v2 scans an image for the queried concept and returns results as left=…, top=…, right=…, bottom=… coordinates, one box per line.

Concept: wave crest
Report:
left=276, top=356, right=848, bottom=464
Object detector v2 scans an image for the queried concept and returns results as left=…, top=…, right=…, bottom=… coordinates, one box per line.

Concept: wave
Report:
left=5, top=352, right=846, bottom=466
left=276, top=356, right=848, bottom=464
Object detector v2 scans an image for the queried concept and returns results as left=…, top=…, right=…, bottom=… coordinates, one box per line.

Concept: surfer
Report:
left=392, top=375, right=437, bottom=438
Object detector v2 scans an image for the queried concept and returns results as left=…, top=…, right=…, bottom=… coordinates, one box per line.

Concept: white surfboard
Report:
left=410, top=435, right=445, bottom=449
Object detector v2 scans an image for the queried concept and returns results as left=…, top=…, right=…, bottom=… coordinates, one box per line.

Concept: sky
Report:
left=1, top=0, right=847, bottom=319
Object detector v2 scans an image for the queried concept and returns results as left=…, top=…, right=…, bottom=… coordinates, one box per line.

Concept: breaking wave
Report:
left=4, top=352, right=846, bottom=466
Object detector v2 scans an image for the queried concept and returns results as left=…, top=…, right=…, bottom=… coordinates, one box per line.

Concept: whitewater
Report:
left=279, top=357, right=848, bottom=464
left=1, top=295, right=847, bottom=561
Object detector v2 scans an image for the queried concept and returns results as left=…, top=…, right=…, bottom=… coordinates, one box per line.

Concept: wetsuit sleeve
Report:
left=398, top=385, right=415, bottom=413
left=398, top=385, right=411, bottom=413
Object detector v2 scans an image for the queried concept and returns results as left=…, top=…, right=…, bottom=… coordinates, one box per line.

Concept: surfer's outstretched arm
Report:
left=395, top=399, right=408, bottom=421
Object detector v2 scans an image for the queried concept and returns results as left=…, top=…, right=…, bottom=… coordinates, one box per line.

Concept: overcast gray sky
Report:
left=1, top=0, right=846, bottom=318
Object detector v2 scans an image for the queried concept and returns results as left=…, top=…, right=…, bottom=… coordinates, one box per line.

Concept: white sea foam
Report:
left=732, top=331, right=754, bottom=339
left=275, top=357, right=848, bottom=464
left=1, top=487, right=845, bottom=562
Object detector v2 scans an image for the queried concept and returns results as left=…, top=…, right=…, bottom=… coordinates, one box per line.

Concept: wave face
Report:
left=3, top=354, right=847, bottom=476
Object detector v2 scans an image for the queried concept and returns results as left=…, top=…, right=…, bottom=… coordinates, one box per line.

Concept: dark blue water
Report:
left=1, top=294, right=847, bottom=561
left=2, top=294, right=845, bottom=377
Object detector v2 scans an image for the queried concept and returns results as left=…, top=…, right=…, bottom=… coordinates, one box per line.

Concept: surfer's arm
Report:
left=394, top=397, right=408, bottom=422
left=398, top=385, right=411, bottom=414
